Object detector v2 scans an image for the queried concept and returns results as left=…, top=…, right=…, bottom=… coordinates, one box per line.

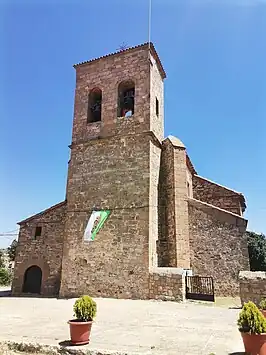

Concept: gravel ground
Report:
left=0, top=288, right=244, bottom=355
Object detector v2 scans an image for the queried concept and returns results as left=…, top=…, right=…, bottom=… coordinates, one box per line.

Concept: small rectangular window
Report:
left=156, top=97, right=159, bottom=116
left=187, top=182, right=190, bottom=197
left=34, top=226, right=42, bottom=239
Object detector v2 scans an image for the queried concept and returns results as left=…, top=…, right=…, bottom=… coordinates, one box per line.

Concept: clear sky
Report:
left=0, top=0, right=266, bottom=248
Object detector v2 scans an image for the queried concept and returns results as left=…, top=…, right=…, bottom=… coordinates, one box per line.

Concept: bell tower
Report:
left=70, top=43, right=165, bottom=145
left=60, top=43, right=166, bottom=299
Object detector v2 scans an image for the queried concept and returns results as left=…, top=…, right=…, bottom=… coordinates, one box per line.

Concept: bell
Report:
left=124, top=89, right=134, bottom=99
left=91, top=101, right=101, bottom=112
left=123, top=97, right=133, bottom=109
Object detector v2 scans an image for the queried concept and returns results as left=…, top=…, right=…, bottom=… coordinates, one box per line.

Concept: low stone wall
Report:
left=239, top=271, right=266, bottom=306
left=149, top=268, right=185, bottom=301
left=1, top=341, right=127, bottom=355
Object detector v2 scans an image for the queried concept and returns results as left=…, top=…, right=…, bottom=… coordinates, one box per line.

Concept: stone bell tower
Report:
left=59, top=43, right=166, bottom=299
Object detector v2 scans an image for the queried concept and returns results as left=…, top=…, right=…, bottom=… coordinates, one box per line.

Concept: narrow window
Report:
left=34, top=226, right=42, bottom=240
left=87, top=88, right=102, bottom=123
left=118, top=80, right=135, bottom=118
left=187, top=182, right=190, bottom=197
left=156, top=97, right=159, bottom=116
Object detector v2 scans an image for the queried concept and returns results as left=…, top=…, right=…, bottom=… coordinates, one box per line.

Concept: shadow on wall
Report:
left=0, top=287, right=61, bottom=299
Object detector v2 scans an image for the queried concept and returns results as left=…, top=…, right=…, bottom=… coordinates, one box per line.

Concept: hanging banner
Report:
left=83, top=210, right=111, bottom=241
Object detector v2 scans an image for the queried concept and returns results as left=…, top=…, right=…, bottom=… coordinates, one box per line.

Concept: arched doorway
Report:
left=22, top=265, right=42, bottom=294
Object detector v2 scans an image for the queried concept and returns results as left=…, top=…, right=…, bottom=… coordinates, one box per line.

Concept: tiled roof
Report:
left=18, top=200, right=67, bottom=225
left=73, top=42, right=166, bottom=79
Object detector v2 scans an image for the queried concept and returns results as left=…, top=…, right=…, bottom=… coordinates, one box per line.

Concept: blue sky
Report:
left=0, top=0, right=266, bottom=248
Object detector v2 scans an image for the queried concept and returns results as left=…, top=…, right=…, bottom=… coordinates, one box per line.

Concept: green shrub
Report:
left=0, top=251, right=4, bottom=269
left=259, top=298, right=266, bottom=310
left=238, top=301, right=266, bottom=334
left=73, top=295, right=97, bottom=322
left=0, top=268, right=11, bottom=286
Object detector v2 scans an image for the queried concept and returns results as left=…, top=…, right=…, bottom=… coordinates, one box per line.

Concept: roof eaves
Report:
left=18, top=200, right=67, bottom=225
left=73, top=42, right=166, bottom=79
left=188, top=197, right=248, bottom=226
left=194, top=175, right=246, bottom=209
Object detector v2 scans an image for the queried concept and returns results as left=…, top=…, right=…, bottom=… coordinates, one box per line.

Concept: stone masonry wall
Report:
left=188, top=198, right=249, bottom=297
left=60, top=206, right=150, bottom=299
left=157, top=137, right=190, bottom=269
left=149, top=268, right=185, bottom=301
left=157, top=150, right=166, bottom=267
left=239, top=271, right=266, bottom=306
left=149, top=141, right=162, bottom=270
left=173, top=142, right=190, bottom=269
left=149, top=52, right=164, bottom=142
left=193, top=175, right=243, bottom=216
left=187, top=168, right=193, bottom=198
left=73, top=45, right=151, bottom=145
left=61, top=43, right=165, bottom=299
left=60, top=134, right=156, bottom=299
left=157, top=140, right=174, bottom=267
left=12, top=202, right=66, bottom=296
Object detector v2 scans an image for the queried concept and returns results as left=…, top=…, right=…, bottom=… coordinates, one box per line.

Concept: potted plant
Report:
left=238, top=301, right=266, bottom=355
left=260, top=299, right=266, bottom=318
left=68, top=295, right=97, bottom=345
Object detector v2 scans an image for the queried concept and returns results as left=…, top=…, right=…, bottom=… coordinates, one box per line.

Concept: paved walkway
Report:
left=0, top=288, right=244, bottom=355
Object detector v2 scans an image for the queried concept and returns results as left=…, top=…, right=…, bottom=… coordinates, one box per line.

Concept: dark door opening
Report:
left=22, top=265, right=42, bottom=294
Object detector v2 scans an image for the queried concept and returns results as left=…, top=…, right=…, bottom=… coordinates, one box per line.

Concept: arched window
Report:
left=87, top=88, right=102, bottom=123
left=118, top=80, right=135, bottom=118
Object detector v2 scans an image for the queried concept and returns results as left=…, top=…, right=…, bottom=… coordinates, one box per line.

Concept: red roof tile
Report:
left=73, top=42, right=166, bottom=79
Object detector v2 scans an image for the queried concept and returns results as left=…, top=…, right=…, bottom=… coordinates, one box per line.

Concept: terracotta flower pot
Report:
left=261, top=310, right=266, bottom=318
left=68, top=320, right=93, bottom=345
left=241, top=332, right=266, bottom=355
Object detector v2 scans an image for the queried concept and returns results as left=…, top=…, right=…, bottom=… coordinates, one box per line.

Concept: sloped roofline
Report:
left=194, top=175, right=246, bottom=209
left=188, top=197, right=247, bottom=227
left=73, top=42, right=166, bottom=80
left=18, top=200, right=67, bottom=225
left=195, top=174, right=243, bottom=196
left=186, top=154, right=197, bottom=175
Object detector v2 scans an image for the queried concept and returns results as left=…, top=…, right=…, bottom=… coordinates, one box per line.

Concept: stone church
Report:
left=12, top=43, right=250, bottom=300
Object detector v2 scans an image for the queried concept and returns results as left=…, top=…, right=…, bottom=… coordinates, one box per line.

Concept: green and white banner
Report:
left=84, top=210, right=111, bottom=241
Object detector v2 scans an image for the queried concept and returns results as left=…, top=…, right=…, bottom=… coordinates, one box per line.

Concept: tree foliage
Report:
left=7, top=239, right=18, bottom=262
left=247, top=231, right=266, bottom=271
left=0, top=268, right=11, bottom=286
left=0, top=250, right=4, bottom=269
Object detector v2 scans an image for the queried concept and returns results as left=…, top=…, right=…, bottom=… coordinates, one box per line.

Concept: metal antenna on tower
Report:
left=148, top=0, right=152, bottom=50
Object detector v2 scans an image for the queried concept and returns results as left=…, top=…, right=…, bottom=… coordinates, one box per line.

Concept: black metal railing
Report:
left=185, top=275, right=215, bottom=302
